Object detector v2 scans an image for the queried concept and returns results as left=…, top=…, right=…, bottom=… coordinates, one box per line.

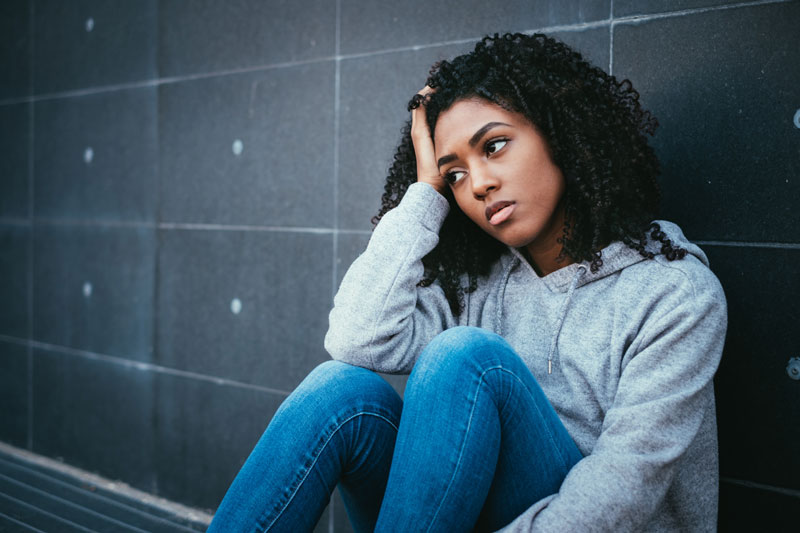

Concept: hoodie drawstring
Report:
left=547, top=265, right=587, bottom=374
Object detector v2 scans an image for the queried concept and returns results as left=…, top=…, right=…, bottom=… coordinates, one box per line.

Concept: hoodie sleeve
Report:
left=498, top=264, right=727, bottom=532
left=324, top=182, right=458, bottom=374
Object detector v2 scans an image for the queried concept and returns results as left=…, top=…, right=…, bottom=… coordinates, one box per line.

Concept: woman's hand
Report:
left=411, top=86, right=447, bottom=194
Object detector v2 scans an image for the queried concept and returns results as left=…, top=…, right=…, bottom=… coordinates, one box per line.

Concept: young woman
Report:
left=209, top=33, right=727, bottom=532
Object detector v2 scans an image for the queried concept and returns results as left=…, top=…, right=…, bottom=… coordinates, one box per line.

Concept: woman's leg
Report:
left=208, top=360, right=402, bottom=533
left=374, top=326, right=582, bottom=533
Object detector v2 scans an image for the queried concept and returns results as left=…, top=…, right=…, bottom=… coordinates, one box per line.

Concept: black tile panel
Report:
left=33, top=0, right=157, bottom=94
left=32, top=225, right=156, bottom=362
left=340, top=0, right=611, bottom=55
left=0, top=103, right=30, bottom=219
left=159, top=63, right=335, bottom=227
left=33, top=87, right=158, bottom=223
left=153, top=371, right=285, bottom=511
left=705, top=245, right=800, bottom=491
left=551, top=26, right=610, bottom=74
left=0, top=341, right=28, bottom=447
left=156, top=229, right=332, bottom=390
left=0, top=0, right=30, bottom=100
left=158, top=0, right=335, bottom=78
left=338, top=44, right=472, bottom=231
left=31, top=347, right=157, bottom=493
left=719, top=481, right=800, bottom=533
left=614, top=0, right=752, bottom=17
left=0, top=225, right=29, bottom=339
left=613, top=2, right=800, bottom=242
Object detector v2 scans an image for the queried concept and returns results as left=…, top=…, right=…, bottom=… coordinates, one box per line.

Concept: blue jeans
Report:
left=208, top=327, right=582, bottom=532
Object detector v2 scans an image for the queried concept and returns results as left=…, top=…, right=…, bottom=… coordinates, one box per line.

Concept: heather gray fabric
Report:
left=325, top=182, right=727, bottom=532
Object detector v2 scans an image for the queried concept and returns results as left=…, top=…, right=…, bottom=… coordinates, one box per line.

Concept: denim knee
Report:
left=411, top=326, right=516, bottom=381
left=290, top=360, right=402, bottom=418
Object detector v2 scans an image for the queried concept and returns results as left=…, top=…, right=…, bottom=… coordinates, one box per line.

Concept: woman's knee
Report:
left=290, top=360, right=401, bottom=416
left=412, top=326, right=516, bottom=379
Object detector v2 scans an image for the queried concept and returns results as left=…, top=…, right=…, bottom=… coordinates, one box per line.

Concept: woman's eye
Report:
left=444, top=170, right=467, bottom=184
left=485, top=139, right=508, bottom=155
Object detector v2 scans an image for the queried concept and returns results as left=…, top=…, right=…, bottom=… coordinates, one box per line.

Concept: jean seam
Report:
left=425, top=365, right=570, bottom=531
left=257, top=411, right=399, bottom=533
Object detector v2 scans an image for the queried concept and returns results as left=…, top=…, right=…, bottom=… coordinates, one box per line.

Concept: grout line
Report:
left=694, top=240, right=800, bottom=249
left=721, top=477, right=800, bottom=498
left=609, top=0, right=790, bottom=28
left=26, top=0, right=35, bottom=453
left=152, top=42, right=163, bottom=487
left=0, top=335, right=292, bottom=397
left=158, top=222, right=335, bottom=234
left=330, top=6, right=342, bottom=530
left=332, top=0, right=342, bottom=305
left=4, top=217, right=374, bottom=235
left=608, top=0, right=614, bottom=75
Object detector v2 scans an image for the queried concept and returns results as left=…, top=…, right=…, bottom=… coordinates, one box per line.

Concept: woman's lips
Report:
left=485, top=201, right=516, bottom=225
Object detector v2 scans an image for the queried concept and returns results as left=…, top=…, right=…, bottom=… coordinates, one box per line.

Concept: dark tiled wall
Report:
left=0, top=1, right=797, bottom=531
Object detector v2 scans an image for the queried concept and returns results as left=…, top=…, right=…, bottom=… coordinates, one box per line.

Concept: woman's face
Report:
left=433, top=98, right=566, bottom=262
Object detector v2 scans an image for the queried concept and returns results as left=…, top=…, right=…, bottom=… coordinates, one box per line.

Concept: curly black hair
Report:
left=373, top=32, right=686, bottom=314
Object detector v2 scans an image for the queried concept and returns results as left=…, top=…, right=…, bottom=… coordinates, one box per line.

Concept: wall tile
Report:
left=0, top=225, right=29, bottom=339
left=153, top=372, right=285, bottom=511
left=551, top=26, right=610, bottom=74
left=613, top=3, right=800, bottom=242
left=338, top=44, right=471, bottom=231
left=705, top=245, right=799, bottom=490
left=158, top=0, right=335, bottom=78
left=340, top=0, right=610, bottom=55
left=614, top=0, right=752, bottom=17
left=33, top=225, right=156, bottom=362
left=33, top=0, right=156, bottom=94
left=0, top=0, right=30, bottom=100
left=156, top=229, right=332, bottom=390
left=32, top=347, right=156, bottom=492
left=0, top=103, right=30, bottom=219
left=159, top=63, right=335, bottom=227
left=0, top=341, right=28, bottom=447
left=34, top=87, right=158, bottom=223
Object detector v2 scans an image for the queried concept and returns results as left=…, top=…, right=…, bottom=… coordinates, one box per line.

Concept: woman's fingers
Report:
left=411, top=87, right=446, bottom=194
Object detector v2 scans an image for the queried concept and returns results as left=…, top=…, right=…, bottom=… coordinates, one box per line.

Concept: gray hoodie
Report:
left=325, top=182, right=727, bottom=532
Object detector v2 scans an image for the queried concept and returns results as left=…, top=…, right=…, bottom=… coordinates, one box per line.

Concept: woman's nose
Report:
left=471, top=164, right=500, bottom=199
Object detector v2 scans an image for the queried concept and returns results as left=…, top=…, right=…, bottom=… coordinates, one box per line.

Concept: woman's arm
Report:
left=325, top=182, right=457, bottom=373
left=499, top=267, right=728, bottom=532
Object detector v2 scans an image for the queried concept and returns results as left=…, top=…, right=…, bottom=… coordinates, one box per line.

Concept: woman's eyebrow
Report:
left=437, top=121, right=512, bottom=168
left=469, top=121, right=511, bottom=147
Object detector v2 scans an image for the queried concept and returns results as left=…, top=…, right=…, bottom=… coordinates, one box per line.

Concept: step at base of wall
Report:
left=0, top=441, right=211, bottom=533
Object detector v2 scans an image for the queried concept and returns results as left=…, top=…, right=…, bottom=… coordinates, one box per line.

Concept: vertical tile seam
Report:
left=26, top=0, right=36, bottom=452
left=608, top=0, right=614, bottom=75
left=330, top=4, right=342, bottom=531
left=151, top=0, right=163, bottom=497
left=332, top=0, right=342, bottom=305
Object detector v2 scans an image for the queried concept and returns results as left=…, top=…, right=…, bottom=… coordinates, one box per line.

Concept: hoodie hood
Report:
left=506, top=220, right=709, bottom=294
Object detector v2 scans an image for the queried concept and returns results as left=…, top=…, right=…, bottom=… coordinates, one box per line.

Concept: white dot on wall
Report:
left=83, top=282, right=93, bottom=298
left=230, top=298, right=242, bottom=314
left=84, top=147, right=94, bottom=164
left=232, top=139, right=244, bottom=156
left=794, top=108, right=800, bottom=129
left=85, top=17, right=94, bottom=32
